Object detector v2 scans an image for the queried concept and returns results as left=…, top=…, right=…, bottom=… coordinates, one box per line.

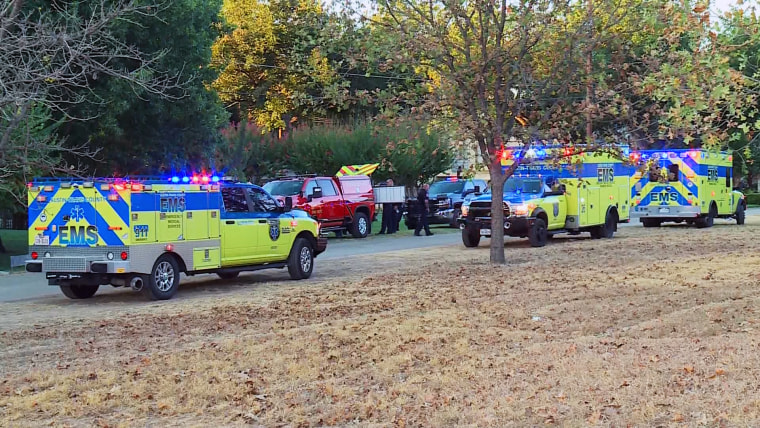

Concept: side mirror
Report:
left=312, top=187, right=323, bottom=199
left=474, top=186, right=481, bottom=193
left=284, top=196, right=293, bottom=212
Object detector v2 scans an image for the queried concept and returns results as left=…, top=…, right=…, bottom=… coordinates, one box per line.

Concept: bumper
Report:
left=27, top=258, right=131, bottom=274
left=458, top=216, right=533, bottom=236
left=315, top=237, right=328, bottom=255
left=631, top=205, right=701, bottom=219
left=432, top=209, right=455, bottom=223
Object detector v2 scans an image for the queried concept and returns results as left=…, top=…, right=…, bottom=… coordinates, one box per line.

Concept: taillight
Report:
left=120, top=252, right=128, bottom=260
left=31, top=252, right=39, bottom=260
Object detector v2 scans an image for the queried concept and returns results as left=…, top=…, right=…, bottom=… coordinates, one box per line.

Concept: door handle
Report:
left=225, top=220, right=235, bottom=225
left=258, top=219, right=267, bottom=223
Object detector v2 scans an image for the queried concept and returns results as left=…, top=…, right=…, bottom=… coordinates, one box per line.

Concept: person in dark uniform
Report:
left=378, top=179, right=398, bottom=234
left=414, top=183, right=433, bottom=236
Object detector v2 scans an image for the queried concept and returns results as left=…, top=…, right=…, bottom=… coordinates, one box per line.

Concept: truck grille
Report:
left=468, top=201, right=510, bottom=218
left=43, top=258, right=88, bottom=272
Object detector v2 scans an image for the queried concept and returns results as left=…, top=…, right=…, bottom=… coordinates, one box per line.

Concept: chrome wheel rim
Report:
left=154, top=261, right=175, bottom=292
left=299, top=246, right=312, bottom=273
left=358, top=217, right=368, bottom=235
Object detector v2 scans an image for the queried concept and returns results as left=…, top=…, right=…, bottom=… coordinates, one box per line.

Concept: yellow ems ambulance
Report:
left=630, top=149, right=746, bottom=227
left=25, top=175, right=327, bottom=300
left=459, top=147, right=633, bottom=247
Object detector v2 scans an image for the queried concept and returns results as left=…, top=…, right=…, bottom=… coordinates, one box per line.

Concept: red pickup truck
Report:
left=263, top=175, right=376, bottom=238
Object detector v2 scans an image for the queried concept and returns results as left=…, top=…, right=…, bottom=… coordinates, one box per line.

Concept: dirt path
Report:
left=2, top=219, right=760, bottom=426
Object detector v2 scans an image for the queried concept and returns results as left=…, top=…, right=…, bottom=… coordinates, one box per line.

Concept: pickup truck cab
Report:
left=264, top=175, right=376, bottom=238
left=405, top=176, right=488, bottom=229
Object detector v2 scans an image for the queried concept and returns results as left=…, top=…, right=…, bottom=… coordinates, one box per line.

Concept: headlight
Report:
left=461, top=203, right=469, bottom=217
left=513, top=203, right=536, bottom=217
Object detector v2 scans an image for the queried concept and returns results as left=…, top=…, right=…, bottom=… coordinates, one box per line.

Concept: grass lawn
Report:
left=3, top=219, right=760, bottom=426
left=0, top=229, right=27, bottom=272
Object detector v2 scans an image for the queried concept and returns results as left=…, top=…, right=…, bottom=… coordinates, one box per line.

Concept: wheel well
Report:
left=354, top=205, right=370, bottom=219
left=295, top=231, right=317, bottom=249
left=607, top=206, right=619, bottom=222
left=164, top=252, right=187, bottom=273
left=710, top=201, right=718, bottom=213
left=535, top=210, right=548, bottom=224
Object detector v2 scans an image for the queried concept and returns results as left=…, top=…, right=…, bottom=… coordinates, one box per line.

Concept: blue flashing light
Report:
left=171, top=176, right=180, bottom=183
left=182, top=176, right=190, bottom=183
left=211, top=175, right=220, bottom=183
left=535, top=149, right=546, bottom=158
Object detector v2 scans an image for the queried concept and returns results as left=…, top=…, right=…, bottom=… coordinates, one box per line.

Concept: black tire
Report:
left=217, top=272, right=239, bottom=280
left=60, top=284, right=99, bottom=299
left=288, top=237, right=314, bottom=280
left=350, top=212, right=370, bottom=238
left=736, top=203, right=745, bottom=225
left=697, top=204, right=716, bottom=229
left=462, top=226, right=481, bottom=247
left=144, top=254, right=180, bottom=300
left=528, top=218, right=548, bottom=247
left=449, top=208, right=461, bottom=228
left=600, top=210, right=616, bottom=238
left=642, top=218, right=661, bottom=228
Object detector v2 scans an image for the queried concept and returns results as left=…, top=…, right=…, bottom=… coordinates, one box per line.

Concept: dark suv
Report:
left=404, top=177, right=487, bottom=229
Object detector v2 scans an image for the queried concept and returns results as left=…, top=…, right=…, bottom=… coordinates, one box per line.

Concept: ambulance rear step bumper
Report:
left=631, top=205, right=701, bottom=218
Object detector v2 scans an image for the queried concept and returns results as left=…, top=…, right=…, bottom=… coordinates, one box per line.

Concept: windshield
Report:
left=503, top=177, right=543, bottom=194
left=429, top=180, right=465, bottom=195
left=263, top=180, right=303, bottom=196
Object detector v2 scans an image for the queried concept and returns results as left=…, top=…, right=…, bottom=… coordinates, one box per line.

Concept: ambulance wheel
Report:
left=528, top=218, right=548, bottom=247
left=642, top=218, right=661, bottom=228
left=288, top=237, right=314, bottom=280
left=736, top=203, right=745, bottom=225
left=599, top=210, right=616, bottom=238
left=144, top=254, right=180, bottom=300
left=60, top=284, right=99, bottom=299
left=350, top=212, right=369, bottom=238
left=462, top=226, right=480, bottom=247
left=697, top=205, right=716, bottom=229
left=217, top=272, right=239, bottom=280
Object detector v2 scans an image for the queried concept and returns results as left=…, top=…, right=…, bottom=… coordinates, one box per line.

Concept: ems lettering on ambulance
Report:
left=630, top=150, right=700, bottom=216
left=27, top=183, right=131, bottom=248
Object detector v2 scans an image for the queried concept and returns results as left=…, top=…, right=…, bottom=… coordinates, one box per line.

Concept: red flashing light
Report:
left=131, top=184, right=143, bottom=192
left=498, top=149, right=513, bottom=161
left=31, top=252, right=38, bottom=260
left=120, top=251, right=128, bottom=261
left=108, top=194, right=119, bottom=201
left=165, top=244, right=174, bottom=252
left=689, top=151, right=699, bottom=159
left=192, top=175, right=200, bottom=183
left=563, top=147, right=573, bottom=156
left=290, top=220, right=298, bottom=227
left=113, top=184, right=125, bottom=191
left=201, top=175, right=210, bottom=184
left=629, top=152, right=641, bottom=162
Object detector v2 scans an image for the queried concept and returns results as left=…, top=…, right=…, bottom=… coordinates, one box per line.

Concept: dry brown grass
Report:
left=2, top=218, right=760, bottom=427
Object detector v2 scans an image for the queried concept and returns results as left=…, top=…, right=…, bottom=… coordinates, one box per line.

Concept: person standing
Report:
left=414, top=183, right=433, bottom=236
left=378, top=178, right=398, bottom=234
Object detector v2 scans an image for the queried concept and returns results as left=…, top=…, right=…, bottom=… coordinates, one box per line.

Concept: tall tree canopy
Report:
left=362, top=0, right=758, bottom=263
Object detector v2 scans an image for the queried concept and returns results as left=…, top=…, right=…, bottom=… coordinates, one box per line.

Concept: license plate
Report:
left=34, top=235, right=50, bottom=246
left=658, top=207, right=670, bottom=214
left=480, top=228, right=491, bottom=236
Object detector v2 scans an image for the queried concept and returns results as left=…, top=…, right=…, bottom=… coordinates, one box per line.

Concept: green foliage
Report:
left=0, top=103, right=64, bottom=209
left=58, top=0, right=229, bottom=175
left=285, top=123, right=382, bottom=176
left=284, top=120, right=453, bottom=188
left=214, top=122, right=289, bottom=184
left=744, top=193, right=760, bottom=206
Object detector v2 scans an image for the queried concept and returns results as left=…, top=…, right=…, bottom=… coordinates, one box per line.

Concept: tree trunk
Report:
left=488, top=161, right=507, bottom=264
left=0, top=236, right=6, bottom=254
